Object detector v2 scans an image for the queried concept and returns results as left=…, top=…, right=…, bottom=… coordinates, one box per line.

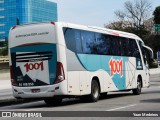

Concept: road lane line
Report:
left=106, top=104, right=137, bottom=111
left=21, top=107, right=45, bottom=111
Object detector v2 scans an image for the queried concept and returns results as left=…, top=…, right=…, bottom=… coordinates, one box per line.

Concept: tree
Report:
left=115, top=0, right=152, bottom=29
left=153, top=6, right=160, bottom=53
left=106, top=0, right=152, bottom=39
left=153, top=6, right=160, bottom=24
left=0, top=45, right=8, bottom=56
left=106, top=21, right=124, bottom=30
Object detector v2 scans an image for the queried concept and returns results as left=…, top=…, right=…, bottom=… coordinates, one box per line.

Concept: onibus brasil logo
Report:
left=109, top=58, right=123, bottom=77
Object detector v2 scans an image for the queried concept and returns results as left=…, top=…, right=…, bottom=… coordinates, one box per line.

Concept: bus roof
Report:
left=61, top=22, right=143, bottom=42
left=10, top=21, right=143, bottom=42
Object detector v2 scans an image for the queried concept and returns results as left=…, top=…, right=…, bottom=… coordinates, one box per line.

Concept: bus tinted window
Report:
left=81, top=31, right=95, bottom=54
left=63, top=28, right=82, bottom=53
left=129, top=39, right=140, bottom=58
left=121, top=38, right=131, bottom=56
left=110, top=36, right=121, bottom=56
left=120, top=38, right=128, bottom=56
left=139, top=41, right=147, bottom=61
left=74, top=30, right=82, bottom=53
left=96, top=33, right=111, bottom=55
left=63, top=27, right=140, bottom=58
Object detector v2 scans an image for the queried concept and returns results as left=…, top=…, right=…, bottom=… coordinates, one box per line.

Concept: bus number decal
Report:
left=109, top=58, right=123, bottom=77
left=24, top=62, right=44, bottom=72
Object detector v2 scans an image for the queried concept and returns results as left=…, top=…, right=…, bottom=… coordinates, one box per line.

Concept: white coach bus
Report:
left=9, top=22, right=153, bottom=105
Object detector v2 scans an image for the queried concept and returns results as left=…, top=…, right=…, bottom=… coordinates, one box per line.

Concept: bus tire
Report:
left=44, top=97, right=62, bottom=106
left=132, top=78, right=142, bottom=95
left=89, top=80, right=100, bottom=102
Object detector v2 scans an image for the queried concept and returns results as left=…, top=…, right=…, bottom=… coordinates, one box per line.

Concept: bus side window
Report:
left=139, top=41, right=147, bottom=64
left=63, top=28, right=82, bottom=53
left=130, top=39, right=140, bottom=58
left=81, top=31, right=95, bottom=54
left=142, top=48, right=147, bottom=65
left=144, top=48, right=152, bottom=68
left=109, top=36, right=121, bottom=56
left=120, top=38, right=129, bottom=56
left=95, top=33, right=111, bottom=55
left=74, top=30, right=82, bottom=53
left=115, top=37, right=121, bottom=56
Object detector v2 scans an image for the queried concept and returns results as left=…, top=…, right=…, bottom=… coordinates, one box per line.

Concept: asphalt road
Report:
left=0, top=74, right=160, bottom=120
left=0, top=89, right=12, bottom=98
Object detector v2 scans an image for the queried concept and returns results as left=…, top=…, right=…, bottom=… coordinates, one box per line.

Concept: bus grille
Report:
left=15, top=52, right=52, bottom=62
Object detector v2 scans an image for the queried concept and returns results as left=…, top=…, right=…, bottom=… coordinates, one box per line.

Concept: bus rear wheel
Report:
left=132, top=78, right=142, bottom=95
left=44, top=97, right=62, bottom=106
left=89, top=80, right=100, bottom=102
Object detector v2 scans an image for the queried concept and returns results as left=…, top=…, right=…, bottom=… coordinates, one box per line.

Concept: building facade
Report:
left=0, top=0, right=57, bottom=42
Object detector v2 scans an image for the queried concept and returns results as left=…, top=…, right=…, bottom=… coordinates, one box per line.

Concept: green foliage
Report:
left=111, top=25, right=150, bottom=43
left=153, top=35, right=160, bottom=52
left=153, top=6, right=160, bottom=58
left=106, top=2, right=160, bottom=61
left=125, top=26, right=150, bottom=40
left=0, top=45, right=8, bottom=56
left=153, top=6, right=160, bottom=24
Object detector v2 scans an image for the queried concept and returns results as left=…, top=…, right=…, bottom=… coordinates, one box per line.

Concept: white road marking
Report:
left=106, top=104, right=137, bottom=111
left=23, top=108, right=44, bottom=111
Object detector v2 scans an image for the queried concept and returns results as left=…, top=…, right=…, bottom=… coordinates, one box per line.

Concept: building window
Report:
left=0, top=8, right=4, bottom=11
left=0, top=1, right=4, bottom=3
left=0, top=16, right=5, bottom=19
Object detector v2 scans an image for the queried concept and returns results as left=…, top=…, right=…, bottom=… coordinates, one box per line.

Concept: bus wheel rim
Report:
left=93, top=84, right=99, bottom=98
left=137, top=81, right=141, bottom=92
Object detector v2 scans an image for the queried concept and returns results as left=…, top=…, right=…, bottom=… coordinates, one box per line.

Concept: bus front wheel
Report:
left=89, top=80, right=100, bottom=102
left=132, top=78, right=142, bottom=95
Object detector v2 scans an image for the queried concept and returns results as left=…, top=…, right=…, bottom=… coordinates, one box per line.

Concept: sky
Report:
left=48, top=0, right=160, bottom=27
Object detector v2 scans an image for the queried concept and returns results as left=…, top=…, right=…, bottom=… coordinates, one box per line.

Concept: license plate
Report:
left=31, top=89, right=40, bottom=93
